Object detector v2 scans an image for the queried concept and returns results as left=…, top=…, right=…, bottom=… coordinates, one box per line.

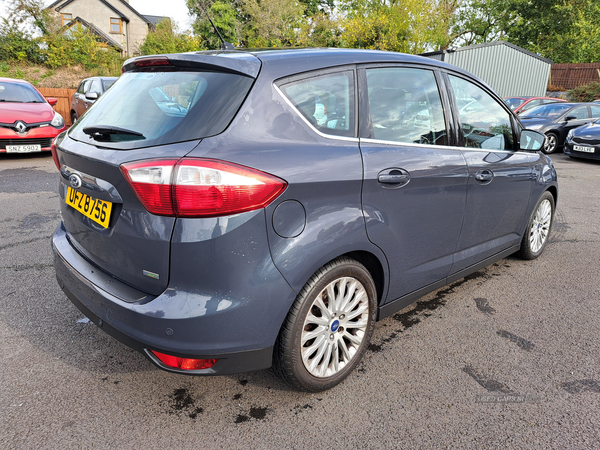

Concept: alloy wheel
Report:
left=301, top=276, right=369, bottom=378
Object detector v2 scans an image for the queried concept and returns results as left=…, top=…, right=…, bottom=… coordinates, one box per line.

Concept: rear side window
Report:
left=365, top=67, right=448, bottom=145
left=102, top=79, right=116, bottom=91
left=279, top=71, right=355, bottom=137
left=69, top=71, right=254, bottom=149
left=449, top=75, right=514, bottom=151
left=591, top=105, right=600, bottom=118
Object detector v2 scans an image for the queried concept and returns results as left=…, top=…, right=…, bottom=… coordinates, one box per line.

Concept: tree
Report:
left=450, top=0, right=600, bottom=62
left=340, top=0, right=443, bottom=53
left=140, top=18, right=199, bottom=55
left=187, top=0, right=240, bottom=49
left=296, top=12, right=342, bottom=48
left=240, top=0, right=304, bottom=47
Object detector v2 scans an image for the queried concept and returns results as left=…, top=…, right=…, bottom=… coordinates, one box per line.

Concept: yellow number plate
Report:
left=66, top=186, right=113, bottom=228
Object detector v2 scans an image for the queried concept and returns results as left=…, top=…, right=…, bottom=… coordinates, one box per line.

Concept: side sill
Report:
left=378, top=244, right=521, bottom=321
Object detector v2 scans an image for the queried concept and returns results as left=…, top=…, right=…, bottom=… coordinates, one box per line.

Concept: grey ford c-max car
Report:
left=52, top=48, right=557, bottom=392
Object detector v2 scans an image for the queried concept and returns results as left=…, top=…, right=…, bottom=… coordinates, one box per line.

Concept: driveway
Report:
left=1, top=152, right=599, bottom=449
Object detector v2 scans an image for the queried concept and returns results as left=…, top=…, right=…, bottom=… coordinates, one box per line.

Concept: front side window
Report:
left=89, top=79, right=101, bottom=94
left=110, top=18, right=121, bottom=33
left=449, top=75, right=514, bottom=151
left=568, top=106, right=588, bottom=120
left=365, top=67, right=447, bottom=145
left=69, top=70, right=253, bottom=149
left=279, top=71, right=355, bottom=137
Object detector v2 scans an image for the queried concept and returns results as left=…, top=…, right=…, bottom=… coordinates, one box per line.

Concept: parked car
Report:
left=519, top=102, right=600, bottom=153
left=564, top=118, right=600, bottom=160
left=503, top=96, right=566, bottom=114
left=70, top=76, right=117, bottom=123
left=0, top=77, right=67, bottom=154
left=52, top=49, right=556, bottom=392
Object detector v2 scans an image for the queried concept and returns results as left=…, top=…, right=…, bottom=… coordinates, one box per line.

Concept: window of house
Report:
left=61, top=13, right=72, bottom=26
left=110, top=18, right=122, bottom=33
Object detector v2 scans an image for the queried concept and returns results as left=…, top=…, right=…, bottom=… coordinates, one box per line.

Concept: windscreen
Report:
left=69, top=70, right=254, bottom=149
left=0, top=82, right=45, bottom=103
left=504, top=98, right=525, bottom=109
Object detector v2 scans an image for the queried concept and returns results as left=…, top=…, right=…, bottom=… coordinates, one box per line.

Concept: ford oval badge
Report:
left=69, top=173, right=83, bottom=189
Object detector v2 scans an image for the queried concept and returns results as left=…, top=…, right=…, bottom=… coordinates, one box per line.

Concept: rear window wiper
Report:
left=83, top=126, right=145, bottom=141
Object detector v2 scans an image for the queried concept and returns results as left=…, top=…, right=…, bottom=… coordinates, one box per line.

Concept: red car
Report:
left=0, top=77, right=67, bottom=154
left=503, top=96, right=566, bottom=115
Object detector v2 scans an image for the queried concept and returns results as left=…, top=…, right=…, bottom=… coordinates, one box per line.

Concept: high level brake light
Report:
left=121, top=158, right=287, bottom=218
left=133, top=56, right=173, bottom=68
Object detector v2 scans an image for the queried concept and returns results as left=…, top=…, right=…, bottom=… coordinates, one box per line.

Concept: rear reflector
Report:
left=150, top=350, right=217, bottom=371
left=121, top=158, right=287, bottom=218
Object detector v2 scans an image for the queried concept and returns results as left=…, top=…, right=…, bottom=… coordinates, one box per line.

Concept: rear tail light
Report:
left=51, top=137, right=61, bottom=170
left=121, top=158, right=287, bottom=218
left=150, top=350, right=217, bottom=371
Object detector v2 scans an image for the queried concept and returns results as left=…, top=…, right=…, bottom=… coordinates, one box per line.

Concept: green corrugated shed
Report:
left=421, top=41, right=553, bottom=98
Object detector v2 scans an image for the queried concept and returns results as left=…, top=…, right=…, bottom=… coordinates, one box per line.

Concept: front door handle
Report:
left=475, top=169, right=494, bottom=183
left=378, top=168, right=410, bottom=186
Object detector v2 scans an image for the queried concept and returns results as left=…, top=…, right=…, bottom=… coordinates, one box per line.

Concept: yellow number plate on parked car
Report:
left=66, top=186, right=112, bottom=228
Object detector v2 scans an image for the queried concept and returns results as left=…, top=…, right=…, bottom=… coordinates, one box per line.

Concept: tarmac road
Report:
left=1, top=151, right=599, bottom=449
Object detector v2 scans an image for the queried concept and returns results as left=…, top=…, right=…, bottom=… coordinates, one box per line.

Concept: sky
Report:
left=127, top=0, right=193, bottom=31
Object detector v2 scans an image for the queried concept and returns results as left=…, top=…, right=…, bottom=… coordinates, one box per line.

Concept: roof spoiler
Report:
left=122, top=53, right=261, bottom=78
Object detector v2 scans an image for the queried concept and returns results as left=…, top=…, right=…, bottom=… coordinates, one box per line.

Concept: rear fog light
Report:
left=150, top=350, right=217, bottom=370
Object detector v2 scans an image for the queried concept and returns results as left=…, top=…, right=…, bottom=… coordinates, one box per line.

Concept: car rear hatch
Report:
left=55, top=52, right=260, bottom=296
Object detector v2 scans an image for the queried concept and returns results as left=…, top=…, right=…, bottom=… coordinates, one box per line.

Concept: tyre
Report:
left=273, top=257, right=377, bottom=392
left=543, top=132, right=558, bottom=154
left=518, top=191, right=554, bottom=260
left=71, top=111, right=78, bottom=124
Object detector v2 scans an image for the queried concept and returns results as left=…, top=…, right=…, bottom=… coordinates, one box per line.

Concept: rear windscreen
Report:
left=69, top=71, right=254, bottom=149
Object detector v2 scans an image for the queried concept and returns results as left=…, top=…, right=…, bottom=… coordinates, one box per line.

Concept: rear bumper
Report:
left=52, top=221, right=293, bottom=375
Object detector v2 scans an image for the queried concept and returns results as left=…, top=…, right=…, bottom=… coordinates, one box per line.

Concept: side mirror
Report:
left=520, top=129, right=545, bottom=151
left=565, top=115, right=577, bottom=121
left=85, top=92, right=99, bottom=101
left=47, top=98, right=58, bottom=106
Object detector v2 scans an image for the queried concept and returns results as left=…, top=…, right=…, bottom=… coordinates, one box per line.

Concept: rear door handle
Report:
left=378, top=168, right=410, bottom=186
left=475, top=169, right=494, bottom=183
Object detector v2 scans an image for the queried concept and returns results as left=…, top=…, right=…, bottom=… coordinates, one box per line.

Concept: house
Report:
left=47, top=0, right=166, bottom=57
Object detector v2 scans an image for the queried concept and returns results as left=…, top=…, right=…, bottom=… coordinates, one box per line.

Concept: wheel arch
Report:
left=546, top=184, right=558, bottom=208
left=343, top=250, right=386, bottom=306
